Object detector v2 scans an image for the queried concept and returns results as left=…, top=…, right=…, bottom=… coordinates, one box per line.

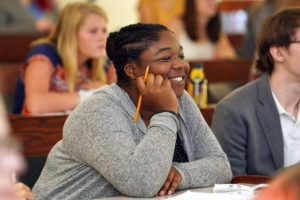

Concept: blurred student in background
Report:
left=13, top=2, right=116, bottom=114
left=138, top=0, right=185, bottom=31
left=254, top=163, right=300, bottom=200
left=0, top=0, right=57, bottom=34
left=243, top=0, right=300, bottom=58
left=212, top=8, right=300, bottom=177
left=23, top=0, right=59, bottom=33
left=0, top=97, right=34, bottom=200
left=171, top=0, right=236, bottom=61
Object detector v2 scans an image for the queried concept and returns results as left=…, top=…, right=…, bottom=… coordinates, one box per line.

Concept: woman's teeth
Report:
left=169, top=76, right=183, bottom=81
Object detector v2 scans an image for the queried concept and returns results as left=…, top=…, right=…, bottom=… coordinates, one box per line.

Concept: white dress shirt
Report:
left=272, top=92, right=300, bottom=167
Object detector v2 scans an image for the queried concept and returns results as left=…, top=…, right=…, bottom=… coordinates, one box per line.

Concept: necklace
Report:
left=77, top=71, right=91, bottom=83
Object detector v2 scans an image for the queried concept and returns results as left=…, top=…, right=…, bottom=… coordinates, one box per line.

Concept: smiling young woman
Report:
left=31, top=23, right=232, bottom=200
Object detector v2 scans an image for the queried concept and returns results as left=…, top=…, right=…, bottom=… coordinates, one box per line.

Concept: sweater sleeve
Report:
left=62, top=95, right=179, bottom=197
left=173, top=92, right=232, bottom=190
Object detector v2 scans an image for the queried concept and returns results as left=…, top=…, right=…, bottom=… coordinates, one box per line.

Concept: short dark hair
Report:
left=182, top=0, right=221, bottom=43
left=256, top=7, right=300, bottom=74
left=106, top=23, right=169, bottom=86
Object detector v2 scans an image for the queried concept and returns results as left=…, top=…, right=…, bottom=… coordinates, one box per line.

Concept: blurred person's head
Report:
left=256, top=7, right=300, bottom=74
left=183, top=0, right=220, bottom=42
left=34, top=2, right=108, bottom=92
left=0, top=97, right=24, bottom=199
left=195, top=0, right=218, bottom=20
left=254, top=163, right=300, bottom=200
left=106, top=23, right=190, bottom=98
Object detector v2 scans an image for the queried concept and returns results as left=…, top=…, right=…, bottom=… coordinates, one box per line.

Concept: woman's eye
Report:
left=179, top=54, right=185, bottom=59
left=160, top=56, right=171, bottom=61
left=89, top=29, right=97, bottom=34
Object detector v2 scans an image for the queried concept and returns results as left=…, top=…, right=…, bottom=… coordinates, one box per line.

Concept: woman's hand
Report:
left=157, top=167, right=182, bottom=196
left=136, top=73, right=178, bottom=114
left=11, top=182, right=34, bottom=200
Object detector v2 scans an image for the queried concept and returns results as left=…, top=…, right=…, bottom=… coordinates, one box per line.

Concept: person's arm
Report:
left=24, top=59, right=79, bottom=113
left=11, top=182, right=34, bottom=200
left=214, top=33, right=237, bottom=59
left=167, top=17, right=183, bottom=37
left=63, top=100, right=179, bottom=197
left=170, top=93, right=232, bottom=190
left=138, top=0, right=156, bottom=23
left=211, top=100, right=248, bottom=177
left=63, top=75, right=180, bottom=197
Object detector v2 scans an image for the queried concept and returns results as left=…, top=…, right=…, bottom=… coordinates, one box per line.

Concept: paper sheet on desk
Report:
left=169, top=190, right=254, bottom=200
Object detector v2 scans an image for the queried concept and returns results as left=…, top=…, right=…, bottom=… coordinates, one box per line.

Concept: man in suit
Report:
left=211, top=8, right=300, bottom=177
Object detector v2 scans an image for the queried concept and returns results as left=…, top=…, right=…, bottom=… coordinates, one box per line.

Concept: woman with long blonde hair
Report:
left=14, top=2, right=116, bottom=114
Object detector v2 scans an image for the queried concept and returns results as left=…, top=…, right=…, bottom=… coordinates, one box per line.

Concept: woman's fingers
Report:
left=158, top=167, right=182, bottom=196
left=158, top=169, right=175, bottom=196
left=167, top=170, right=181, bottom=195
left=12, top=182, right=34, bottom=200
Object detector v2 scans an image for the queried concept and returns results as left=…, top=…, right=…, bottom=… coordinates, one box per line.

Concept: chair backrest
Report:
left=8, top=114, right=68, bottom=157
left=0, top=34, right=41, bottom=62
left=200, top=105, right=215, bottom=127
left=0, top=62, right=21, bottom=113
left=8, top=114, right=68, bottom=188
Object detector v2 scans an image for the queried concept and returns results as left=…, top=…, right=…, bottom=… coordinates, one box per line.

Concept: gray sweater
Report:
left=32, top=84, right=232, bottom=199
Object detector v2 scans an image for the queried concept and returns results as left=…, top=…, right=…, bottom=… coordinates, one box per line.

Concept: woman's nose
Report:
left=173, top=57, right=186, bottom=69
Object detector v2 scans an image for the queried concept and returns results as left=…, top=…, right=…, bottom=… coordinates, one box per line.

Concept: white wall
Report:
left=58, top=0, right=139, bottom=33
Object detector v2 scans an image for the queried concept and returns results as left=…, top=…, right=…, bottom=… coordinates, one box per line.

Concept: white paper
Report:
left=213, top=184, right=269, bottom=196
left=169, top=190, right=254, bottom=200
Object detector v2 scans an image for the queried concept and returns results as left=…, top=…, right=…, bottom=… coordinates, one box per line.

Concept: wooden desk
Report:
left=100, top=174, right=272, bottom=200
left=8, top=114, right=67, bottom=157
left=189, top=59, right=253, bottom=84
left=100, top=184, right=257, bottom=200
left=0, top=34, right=41, bottom=62
left=0, top=62, right=21, bottom=94
left=232, top=175, right=273, bottom=184
left=219, top=0, right=256, bottom=11
left=228, top=34, right=244, bottom=49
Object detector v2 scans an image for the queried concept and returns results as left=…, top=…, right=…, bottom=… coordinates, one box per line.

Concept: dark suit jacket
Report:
left=211, top=73, right=284, bottom=177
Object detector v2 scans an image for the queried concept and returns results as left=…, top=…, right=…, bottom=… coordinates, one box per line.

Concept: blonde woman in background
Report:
left=13, top=2, right=116, bottom=114
left=0, top=97, right=34, bottom=200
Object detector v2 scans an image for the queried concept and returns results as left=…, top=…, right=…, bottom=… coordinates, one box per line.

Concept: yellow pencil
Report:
left=134, top=65, right=149, bottom=122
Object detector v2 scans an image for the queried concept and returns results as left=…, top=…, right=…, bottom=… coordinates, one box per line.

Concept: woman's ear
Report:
left=124, top=63, right=137, bottom=80
left=270, top=46, right=285, bottom=63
